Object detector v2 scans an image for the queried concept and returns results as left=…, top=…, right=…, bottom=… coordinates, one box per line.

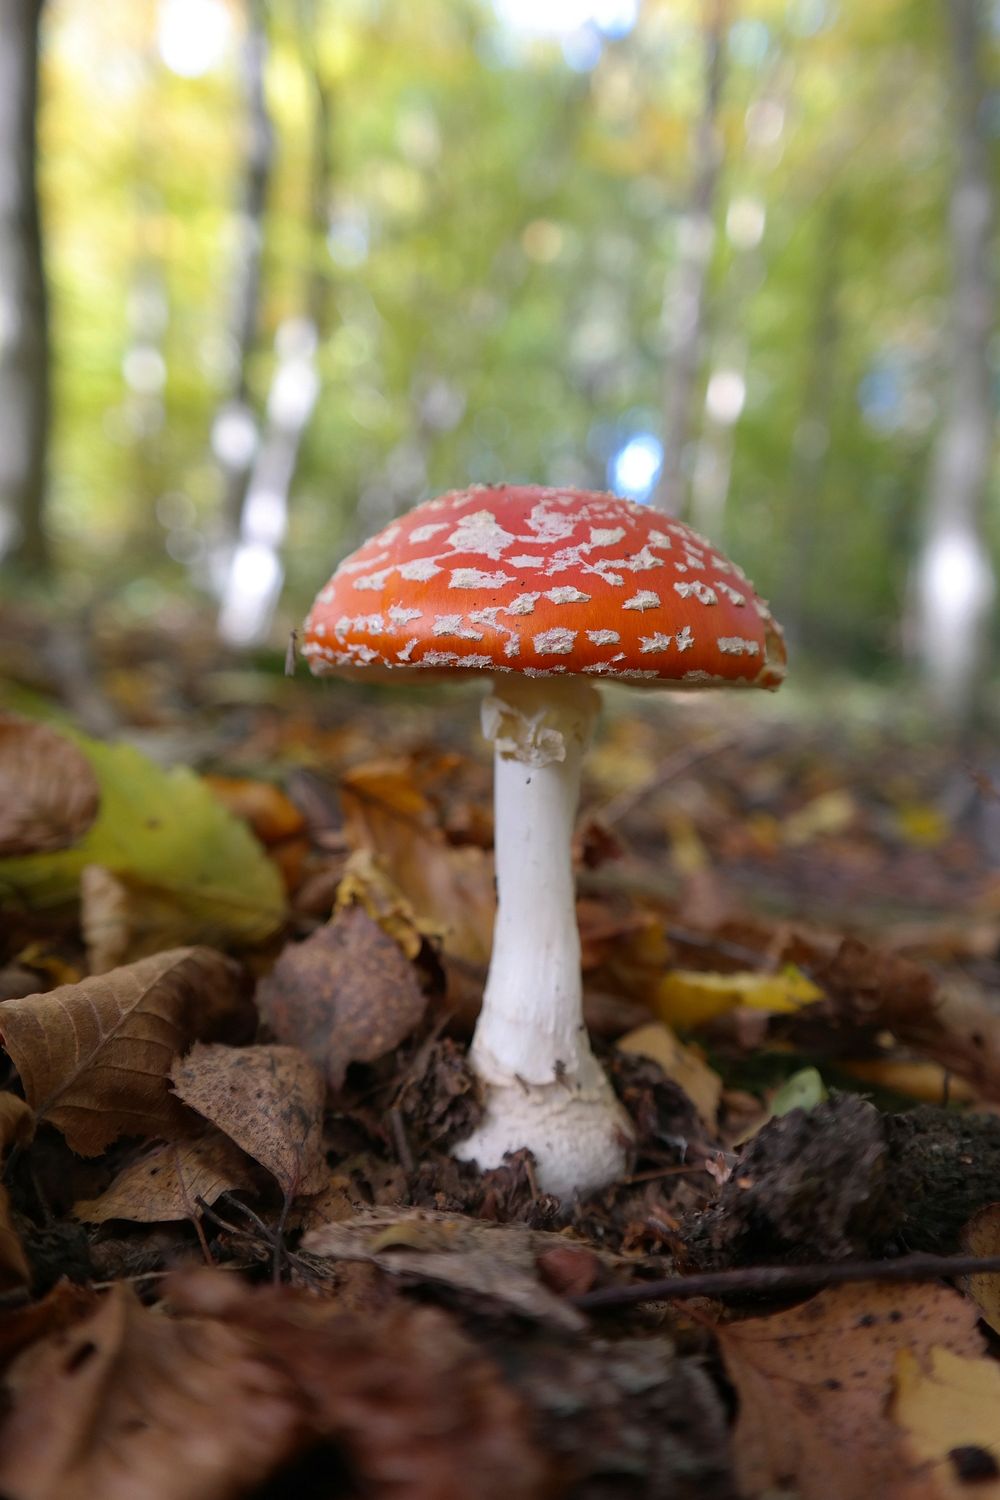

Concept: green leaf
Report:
left=769, top=1067, right=829, bottom=1119
left=0, top=725, right=285, bottom=949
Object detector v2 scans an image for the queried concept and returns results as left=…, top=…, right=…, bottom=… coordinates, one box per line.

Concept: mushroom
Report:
left=303, top=485, right=786, bottom=1198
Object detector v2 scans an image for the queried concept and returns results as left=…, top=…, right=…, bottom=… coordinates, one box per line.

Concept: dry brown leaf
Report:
left=257, top=906, right=427, bottom=1089
left=616, top=1021, right=722, bottom=1129
left=73, top=1133, right=257, bottom=1224
left=960, top=1201, right=1000, bottom=1334
left=0, top=1283, right=305, bottom=1500
left=340, top=760, right=495, bottom=965
left=718, top=1281, right=984, bottom=1500
left=0, top=1093, right=33, bottom=1289
left=167, top=1271, right=550, bottom=1500
left=0, top=948, right=252, bottom=1155
left=170, top=1042, right=327, bottom=1200
left=892, top=1347, right=1000, bottom=1498
left=0, top=715, right=100, bottom=857
left=304, top=1207, right=602, bottom=1330
left=814, top=939, right=1000, bottom=1100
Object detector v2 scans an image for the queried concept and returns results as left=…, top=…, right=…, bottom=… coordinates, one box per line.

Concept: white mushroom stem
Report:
left=455, top=676, right=632, bottom=1199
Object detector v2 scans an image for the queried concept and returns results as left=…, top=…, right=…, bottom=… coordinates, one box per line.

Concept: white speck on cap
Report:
left=545, top=586, right=591, bottom=604
left=449, top=567, right=515, bottom=589
left=622, top=590, right=660, bottom=611
left=399, top=558, right=442, bottom=581
left=533, top=627, right=577, bottom=655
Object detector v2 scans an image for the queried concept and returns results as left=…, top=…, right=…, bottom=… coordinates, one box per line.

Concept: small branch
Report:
left=573, top=1251, right=1000, bottom=1310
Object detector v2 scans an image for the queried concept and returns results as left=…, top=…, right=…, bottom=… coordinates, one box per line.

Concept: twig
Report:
left=389, top=1106, right=415, bottom=1175
left=573, top=1252, right=1000, bottom=1310
left=597, top=730, right=741, bottom=826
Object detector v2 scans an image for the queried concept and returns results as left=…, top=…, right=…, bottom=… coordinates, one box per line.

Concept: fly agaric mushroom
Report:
left=303, top=485, right=786, bottom=1198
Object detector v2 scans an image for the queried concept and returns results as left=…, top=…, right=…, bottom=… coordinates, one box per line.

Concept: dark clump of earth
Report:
left=682, top=1093, right=1000, bottom=1270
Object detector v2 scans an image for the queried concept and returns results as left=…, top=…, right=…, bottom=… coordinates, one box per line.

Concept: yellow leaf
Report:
left=655, top=966, right=823, bottom=1029
left=616, top=1022, right=721, bottom=1128
left=841, top=1057, right=974, bottom=1104
left=895, top=803, right=950, bottom=849
left=893, top=1347, right=1000, bottom=1497
left=781, top=790, right=856, bottom=846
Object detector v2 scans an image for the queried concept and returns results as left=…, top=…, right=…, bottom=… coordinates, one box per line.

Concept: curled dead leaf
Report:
left=170, top=1043, right=327, bottom=1201
left=257, top=905, right=427, bottom=1089
left=304, top=1207, right=607, bottom=1330
left=0, top=715, right=99, bottom=857
left=0, top=948, right=252, bottom=1155
left=340, top=759, right=495, bottom=965
left=73, top=1132, right=257, bottom=1224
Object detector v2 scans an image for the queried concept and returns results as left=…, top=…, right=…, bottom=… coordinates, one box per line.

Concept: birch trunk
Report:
left=0, top=0, right=50, bottom=575
left=911, top=0, right=996, bottom=727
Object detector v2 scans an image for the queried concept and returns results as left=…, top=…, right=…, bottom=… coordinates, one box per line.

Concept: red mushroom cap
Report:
left=303, top=485, right=786, bottom=689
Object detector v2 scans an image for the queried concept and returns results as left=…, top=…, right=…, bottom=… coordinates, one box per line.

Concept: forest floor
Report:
left=3, top=603, right=1000, bottom=1498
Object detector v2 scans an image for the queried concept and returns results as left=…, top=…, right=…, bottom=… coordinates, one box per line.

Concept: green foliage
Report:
left=32, top=0, right=997, bottom=669
left=0, top=727, right=286, bottom=946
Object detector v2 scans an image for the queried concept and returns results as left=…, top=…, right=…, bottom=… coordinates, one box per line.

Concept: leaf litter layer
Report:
left=3, top=664, right=1000, bottom=1497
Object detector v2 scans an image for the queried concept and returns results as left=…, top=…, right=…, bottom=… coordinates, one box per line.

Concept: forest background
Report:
left=0, top=0, right=996, bottom=727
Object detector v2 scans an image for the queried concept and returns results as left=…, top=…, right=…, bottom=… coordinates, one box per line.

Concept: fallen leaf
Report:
left=812, top=939, right=1000, bottom=1101
left=73, top=1133, right=257, bottom=1224
left=616, top=1021, right=722, bottom=1129
left=960, top=1202, right=1000, bottom=1335
left=0, top=948, right=252, bottom=1155
left=304, top=1207, right=596, bottom=1330
left=840, top=1057, right=975, bottom=1104
left=0, top=728, right=285, bottom=950
left=0, top=1283, right=305, bottom=1500
left=167, top=1271, right=550, bottom=1500
left=336, top=848, right=426, bottom=959
left=0, top=1093, right=33, bottom=1289
left=718, top=1281, right=984, bottom=1500
left=170, top=1043, right=327, bottom=1200
left=0, top=715, right=99, bottom=856
left=257, top=906, right=426, bottom=1089
left=892, top=1347, right=1000, bottom=1498
left=769, top=1065, right=828, bottom=1117
left=202, top=775, right=306, bottom=845
left=729, top=1065, right=829, bottom=1148
left=656, top=965, right=823, bottom=1029
left=340, top=760, right=495, bottom=965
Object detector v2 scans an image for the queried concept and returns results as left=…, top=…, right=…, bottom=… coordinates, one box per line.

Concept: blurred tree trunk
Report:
left=911, top=0, right=996, bottom=727
left=217, top=0, right=332, bottom=646
left=0, top=0, right=50, bottom=576
left=211, top=0, right=274, bottom=568
left=781, top=201, right=843, bottom=648
left=655, top=0, right=729, bottom=518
